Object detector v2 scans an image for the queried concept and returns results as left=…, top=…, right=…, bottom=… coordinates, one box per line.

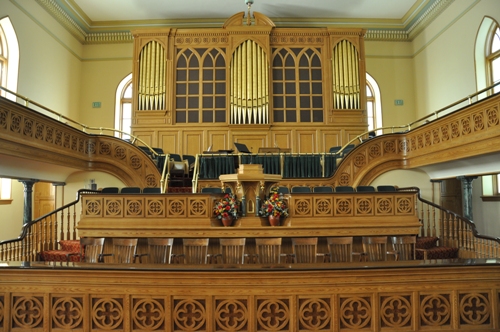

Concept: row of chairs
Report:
left=101, top=187, right=161, bottom=194
left=71, top=236, right=420, bottom=265
left=277, top=185, right=397, bottom=194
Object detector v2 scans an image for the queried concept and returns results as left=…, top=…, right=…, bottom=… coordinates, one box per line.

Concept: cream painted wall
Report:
left=371, top=168, right=433, bottom=202
left=473, top=178, right=500, bottom=238
left=3, top=0, right=83, bottom=120
left=0, top=180, right=25, bottom=241
left=412, top=0, right=500, bottom=118
left=365, top=41, right=416, bottom=129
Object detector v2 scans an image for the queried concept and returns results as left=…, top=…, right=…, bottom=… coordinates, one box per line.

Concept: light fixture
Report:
left=245, top=0, right=254, bottom=26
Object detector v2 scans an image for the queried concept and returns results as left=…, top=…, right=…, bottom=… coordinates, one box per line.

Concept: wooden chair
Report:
left=214, top=238, right=246, bottom=264
left=179, top=238, right=210, bottom=264
left=76, top=237, right=106, bottom=263
left=291, top=237, right=323, bottom=263
left=326, top=237, right=360, bottom=263
left=147, top=238, right=174, bottom=264
left=111, top=238, right=141, bottom=263
left=255, top=238, right=285, bottom=264
left=390, top=236, right=417, bottom=261
left=361, top=236, right=391, bottom=262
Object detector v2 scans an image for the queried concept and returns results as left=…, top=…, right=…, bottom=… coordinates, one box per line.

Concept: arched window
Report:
left=0, top=17, right=19, bottom=100
left=487, top=23, right=500, bottom=93
left=0, top=17, right=19, bottom=202
left=115, top=74, right=132, bottom=139
left=475, top=18, right=500, bottom=196
left=366, top=73, right=382, bottom=133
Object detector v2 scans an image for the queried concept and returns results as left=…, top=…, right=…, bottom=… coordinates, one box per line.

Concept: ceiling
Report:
left=50, top=0, right=445, bottom=34
left=71, top=0, right=421, bottom=22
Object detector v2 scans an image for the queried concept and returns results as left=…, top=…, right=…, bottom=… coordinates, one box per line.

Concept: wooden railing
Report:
left=3, top=187, right=500, bottom=262
left=0, top=189, right=97, bottom=261
left=402, top=187, right=500, bottom=258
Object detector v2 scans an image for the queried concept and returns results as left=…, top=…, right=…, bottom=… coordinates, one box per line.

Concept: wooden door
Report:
left=34, top=182, right=55, bottom=219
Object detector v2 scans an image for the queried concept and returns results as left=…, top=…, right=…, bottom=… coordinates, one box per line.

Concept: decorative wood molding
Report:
left=0, top=260, right=499, bottom=331
left=0, top=98, right=161, bottom=187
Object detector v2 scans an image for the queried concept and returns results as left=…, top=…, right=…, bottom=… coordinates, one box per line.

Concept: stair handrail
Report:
left=398, top=186, right=500, bottom=258
left=0, top=188, right=99, bottom=261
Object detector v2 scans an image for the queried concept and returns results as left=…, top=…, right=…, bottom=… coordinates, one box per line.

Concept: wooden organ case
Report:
left=131, top=12, right=367, bottom=157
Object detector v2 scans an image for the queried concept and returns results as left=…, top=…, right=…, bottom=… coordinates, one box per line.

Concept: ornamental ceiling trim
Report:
left=35, top=0, right=454, bottom=44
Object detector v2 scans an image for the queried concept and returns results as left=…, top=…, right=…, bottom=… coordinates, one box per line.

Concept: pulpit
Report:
left=219, top=164, right=282, bottom=226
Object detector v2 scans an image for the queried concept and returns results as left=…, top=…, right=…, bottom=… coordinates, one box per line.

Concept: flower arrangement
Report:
left=213, top=193, right=239, bottom=220
left=259, top=189, right=289, bottom=218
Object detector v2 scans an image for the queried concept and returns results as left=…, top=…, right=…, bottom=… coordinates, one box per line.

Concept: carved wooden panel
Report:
left=1, top=267, right=499, bottom=332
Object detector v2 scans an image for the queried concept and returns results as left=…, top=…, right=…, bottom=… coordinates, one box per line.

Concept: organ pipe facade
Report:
left=131, top=13, right=367, bottom=157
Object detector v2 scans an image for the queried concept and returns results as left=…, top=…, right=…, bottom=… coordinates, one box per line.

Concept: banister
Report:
left=398, top=186, right=500, bottom=258
left=0, top=189, right=98, bottom=261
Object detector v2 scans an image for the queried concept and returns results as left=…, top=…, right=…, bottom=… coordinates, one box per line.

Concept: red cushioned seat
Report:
left=40, top=240, right=82, bottom=262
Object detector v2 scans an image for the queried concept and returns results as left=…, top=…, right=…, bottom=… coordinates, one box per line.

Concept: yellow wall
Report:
left=412, top=0, right=497, bottom=118
left=79, top=44, right=133, bottom=128
left=365, top=41, right=416, bottom=128
left=4, top=0, right=82, bottom=120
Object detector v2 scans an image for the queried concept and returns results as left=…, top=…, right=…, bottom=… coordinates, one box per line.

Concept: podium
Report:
left=219, top=164, right=282, bottom=226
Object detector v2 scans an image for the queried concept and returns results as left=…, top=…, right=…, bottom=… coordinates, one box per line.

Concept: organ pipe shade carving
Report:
left=332, top=40, right=360, bottom=110
left=138, top=41, right=166, bottom=110
left=230, top=40, right=269, bottom=124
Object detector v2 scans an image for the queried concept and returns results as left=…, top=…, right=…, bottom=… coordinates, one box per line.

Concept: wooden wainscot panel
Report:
left=132, top=130, right=155, bottom=147
left=182, top=130, right=204, bottom=156
left=231, top=128, right=270, bottom=153
left=320, top=130, right=342, bottom=153
left=159, top=131, right=179, bottom=153
left=207, top=130, right=229, bottom=151
left=270, top=129, right=293, bottom=151
left=295, top=130, right=317, bottom=153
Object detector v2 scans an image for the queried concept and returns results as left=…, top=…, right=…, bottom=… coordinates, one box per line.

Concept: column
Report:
left=457, top=176, right=478, bottom=220
left=18, top=179, right=39, bottom=225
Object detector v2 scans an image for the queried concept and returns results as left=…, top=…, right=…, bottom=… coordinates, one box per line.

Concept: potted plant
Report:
left=259, top=188, right=289, bottom=226
left=213, top=193, right=239, bottom=226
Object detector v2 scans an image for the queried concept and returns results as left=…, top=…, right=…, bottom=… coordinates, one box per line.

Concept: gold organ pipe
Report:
left=237, top=46, right=242, bottom=124
left=139, top=48, right=145, bottom=110
left=229, top=40, right=270, bottom=124
left=332, top=40, right=360, bottom=109
left=137, top=41, right=166, bottom=111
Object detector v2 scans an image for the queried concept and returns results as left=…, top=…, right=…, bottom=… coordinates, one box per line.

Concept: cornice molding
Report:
left=36, top=0, right=454, bottom=44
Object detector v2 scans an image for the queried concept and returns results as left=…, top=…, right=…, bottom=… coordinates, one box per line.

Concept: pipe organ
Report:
left=333, top=40, right=361, bottom=110
left=138, top=40, right=166, bottom=111
left=131, top=12, right=367, bottom=157
left=230, top=40, right=269, bottom=124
